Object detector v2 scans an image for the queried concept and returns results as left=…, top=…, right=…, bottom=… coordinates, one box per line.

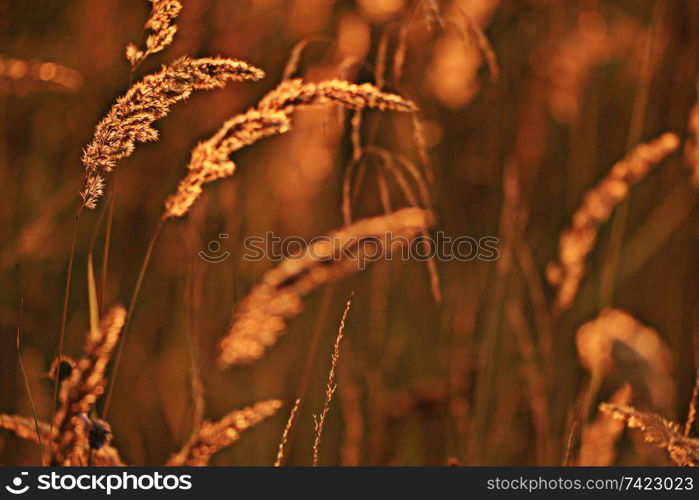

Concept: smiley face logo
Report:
left=5, top=472, right=29, bottom=495
left=199, top=234, right=231, bottom=263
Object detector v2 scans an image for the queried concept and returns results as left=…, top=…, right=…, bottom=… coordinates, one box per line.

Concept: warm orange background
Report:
left=1, top=0, right=697, bottom=466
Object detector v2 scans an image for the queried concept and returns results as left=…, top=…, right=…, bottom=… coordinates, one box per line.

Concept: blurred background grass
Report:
left=0, top=0, right=698, bottom=465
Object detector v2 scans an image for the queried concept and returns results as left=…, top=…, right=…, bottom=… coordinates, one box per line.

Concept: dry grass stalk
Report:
left=421, top=0, right=444, bottom=31
left=684, top=81, right=699, bottom=188
left=575, top=308, right=674, bottom=412
left=458, top=8, right=499, bottom=83
left=686, top=370, right=699, bottom=438
left=392, top=23, right=409, bottom=82
left=342, top=148, right=430, bottom=227
left=350, top=110, right=363, bottom=162
left=0, top=56, right=82, bottom=94
left=126, top=0, right=183, bottom=69
left=425, top=1, right=499, bottom=109
left=50, top=305, right=126, bottom=465
left=506, top=299, right=552, bottom=464
left=563, top=388, right=587, bottom=465
left=166, top=399, right=282, bottom=466
left=188, top=354, right=206, bottom=446
left=257, top=79, right=416, bottom=114
left=579, top=384, right=632, bottom=465
left=163, top=110, right=289, bottom=218
left=0, top=414, right=123, bottom=466
left=0, top=414, right=49, bottom=442
left=81, top=56, right=264, bottom=209
left=600, top=404, right=699, bottom=466
left=281, top=36, right=332, bottom=81
left=15, top=299, right=44, bottom=464
left=274, top=398, right=301, bottom=467
left=342, top=147, right=440, bottom=301
left=0, top=414, right=124, bottom=467
left=217, top=207, right=434, bottom=367
left=375, top=28, right=391, bottom=90
left=313, top=294, right=353, bottom=466
left=515, top=242, right=553, bottom=362
left=411, top=114, right=434, bottom=182
left=546, top=133, right=679, bottom=314
left=163, top=78, right=416, bottom=218
left=1, top=305, right=127, bottom=466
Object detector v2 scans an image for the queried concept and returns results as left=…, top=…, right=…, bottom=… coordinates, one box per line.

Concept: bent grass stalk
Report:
left=50, top=206, right=82, bottom=438
left=15, top=304, right=129, bottom=466
left=100, top=171, right=117, bottom=311
left=313, top=293, right=353, bottom=466
left=686, top=370, right=699, bottom=438
left=598, top=0, right=665, bottom=309
left=101, top=0, right=177, bottom=315
left=51, top=305, right=126, bottom=465
left=101, top=217, right=164, bottom=419
left=126, top=0, right=183, bottom=70
left=102, top=78, right=416, bottom=414
left=600, top=403, right=699, bottom=466
left=275, top=398, right=301, bottom=466
left=79, top=55, right=263, bottom=418
left=166, top=400, right=282, bottom=466
left=546, top=133, right=679, bottom=316
left=81, top=56, right=264, bottom=210
left=16, top=299, right=44, bottom=465
left=163, top=79, right=417, bottom=219
left=217, top=208, right=434, bottom=367
left=281, top=284, right=336, bottom=465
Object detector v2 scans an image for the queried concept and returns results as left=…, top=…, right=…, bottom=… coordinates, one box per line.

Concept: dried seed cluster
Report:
left=547, top=133, right=679, bottom=313
left=126, top=0, right=183, bottom=69
left=163, top=78, right=417, bottom=218
left=218, top=207, right=434, bottom=367
left=81, top=56, right=264, bottom=209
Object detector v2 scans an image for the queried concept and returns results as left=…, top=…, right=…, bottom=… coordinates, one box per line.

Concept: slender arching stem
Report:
left=101, top=217, right=165, bottom=419
left=50, top=204, right=83, bottom=433
left=100, top=170, right=118, bottom=311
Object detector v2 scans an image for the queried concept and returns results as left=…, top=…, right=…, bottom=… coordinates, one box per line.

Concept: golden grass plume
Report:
left=217, top=207, right=434, bottom=367
left=0, top=415, right=124, bottom=466
left=1, top=305, right=127, bottom=466
left=313, top=294, right=353, bottom=466
left=126, top=0, right=183, bottom=69
left=274, top=398, right=301, bottom=467
left=166, top=399, right=282, bottom=466
left=0, top=414, right=48, bottom=443
left=49, top=305, right=126, bottom=465
left=81, top=56, right=264, bottom=209
left=600, top=403, right=699, bottom=466
left=685, top=370, right=699, bottom=438
left=1, top=300, right=281, bottom=468
left=163, top=78, right=417, bottom=218
left=546, top=133, right=679, bottom=314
